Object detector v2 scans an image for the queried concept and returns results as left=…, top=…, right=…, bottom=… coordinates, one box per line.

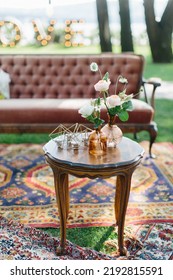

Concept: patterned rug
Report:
left=0, top=216, right=172, bottom=260
left=0, top=141, right=172, bottom=228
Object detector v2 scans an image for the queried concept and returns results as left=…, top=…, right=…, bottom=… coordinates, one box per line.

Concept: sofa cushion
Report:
left=0, top=98, right=153, bottom=125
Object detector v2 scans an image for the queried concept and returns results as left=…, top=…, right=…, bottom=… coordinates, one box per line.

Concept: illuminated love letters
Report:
left=0, top=20, right=21, bottom=47
left=0, top=18, right=84, bottom=47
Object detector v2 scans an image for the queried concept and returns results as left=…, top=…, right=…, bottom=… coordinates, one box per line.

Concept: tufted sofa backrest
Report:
left=0, top=54, right=144, bottom=99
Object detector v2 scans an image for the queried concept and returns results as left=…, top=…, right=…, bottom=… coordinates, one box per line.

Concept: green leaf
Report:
left=122, top=100, right=133, bottom=111
left=86, top=115, right=104, bottom=128
left=96, top=97, right=101, bottom=106
left=108, top=105, right=121, bottom=116
left=102, top=72, right=109, bottom=81
left=86, top=115, right=95, bottom=123
left=118, top=110, right=129, bottom=122
left=93, top=118, right=105, bottom=128
left=127, top=100, right=133, bottom=111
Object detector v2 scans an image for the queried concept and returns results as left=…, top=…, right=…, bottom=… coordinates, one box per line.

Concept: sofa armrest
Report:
left=142, top=77, right=161, bottom=109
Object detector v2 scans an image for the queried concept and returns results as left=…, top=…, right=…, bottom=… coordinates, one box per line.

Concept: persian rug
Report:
left=0, top=141, right=172, bottom=228
left=0, top=216, right=172, bottom=260
left=125, top=223, right=173, bottom=260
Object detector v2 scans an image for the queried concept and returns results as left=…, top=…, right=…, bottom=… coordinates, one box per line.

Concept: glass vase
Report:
left=101, top=115, right=123, bottom=148
left=88, top=127, right=107, bottom=156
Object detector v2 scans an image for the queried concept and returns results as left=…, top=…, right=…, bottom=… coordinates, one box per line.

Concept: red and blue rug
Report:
left=0, top=141, right=173, bottom=228
left=0, top=216, right=172, bottom=260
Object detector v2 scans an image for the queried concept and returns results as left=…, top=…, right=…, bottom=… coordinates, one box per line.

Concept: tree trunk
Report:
left=143, top=0, right=173, bottom=62
left=96, top=0, right=112, bottom=52
left=118, top=0, right=134, bottom=52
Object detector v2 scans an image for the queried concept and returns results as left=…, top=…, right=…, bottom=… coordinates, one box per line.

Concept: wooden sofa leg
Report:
left=149, top=123, right=158, bottom=158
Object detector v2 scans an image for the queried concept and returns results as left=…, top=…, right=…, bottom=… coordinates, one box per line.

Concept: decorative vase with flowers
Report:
left=91, top=62, right=134, bottom=147
left=78, top=98, right=107, bottom=155
left=78, top=62, right=134, bottom=153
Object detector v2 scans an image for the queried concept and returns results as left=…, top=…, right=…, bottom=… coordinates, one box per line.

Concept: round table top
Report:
left=43, top=136, right=144, bottom=170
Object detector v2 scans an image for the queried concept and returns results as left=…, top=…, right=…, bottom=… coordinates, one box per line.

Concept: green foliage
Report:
left=123, top=100, right=133, bottom=110
left=86, top=115, right=104, bottom=128
left=118, top=109, right=129, bottom=121
left=103, top=72, right=109, bottom=81
left=107, top=100, right=132, bottom=122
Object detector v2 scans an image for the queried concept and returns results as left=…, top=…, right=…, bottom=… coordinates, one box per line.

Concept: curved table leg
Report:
left=115, top=176, right=120, bottom=226
left=115, top=173, right=132, bottom=256
left=52, top=169, right=69, bottom=255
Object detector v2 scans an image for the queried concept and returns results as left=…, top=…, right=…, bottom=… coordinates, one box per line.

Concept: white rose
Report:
left=78, top=104, right=94, bottom=117
left=106, top=95, right=121, bottom=108
left=94, top=79, right=111, bottom=92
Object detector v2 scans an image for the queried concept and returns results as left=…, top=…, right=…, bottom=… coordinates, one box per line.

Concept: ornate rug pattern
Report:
left=0, top=141, right=173, bottom=228
left=0, top=216, right=172, bottom=260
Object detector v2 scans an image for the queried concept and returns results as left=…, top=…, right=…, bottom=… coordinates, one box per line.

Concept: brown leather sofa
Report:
left=0, top=53, right=160, bottom=156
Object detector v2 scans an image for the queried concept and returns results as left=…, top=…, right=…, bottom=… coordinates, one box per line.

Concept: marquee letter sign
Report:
left=32, top=19, right=56, bottom=46
left=0, top=18, right=85, bottom=48
left=0, top=20, right=21, bottom=47
left=64, top=19, right=84, bottom=47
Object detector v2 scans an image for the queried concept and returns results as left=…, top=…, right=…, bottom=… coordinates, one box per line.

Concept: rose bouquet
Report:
left=78, top=62, right=134, bottom=152
left=91, top=62, right=133, bottom=123
left=78, top=62, right=133, bottom=128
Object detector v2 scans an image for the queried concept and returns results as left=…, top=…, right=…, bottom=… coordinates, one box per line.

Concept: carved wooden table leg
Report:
left=53, top=169, right=69, bottom=255
left=115, top=176, right=121, bottom=226
left=115, top=173, right=132, bottom=256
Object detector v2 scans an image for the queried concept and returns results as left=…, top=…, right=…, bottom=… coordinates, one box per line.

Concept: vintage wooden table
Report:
left=43, top=136, right=144, bottom=256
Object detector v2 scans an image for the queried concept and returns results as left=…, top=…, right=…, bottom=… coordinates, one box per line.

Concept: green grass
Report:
left=0, top=99, right=173, bottom=253
left=154, top=100, right=173, bottom=142
left=144, top=57, right=173, bottom=81
left=0, top=44, right=100, bottom=55
left=41, top=226, right=117, bottom=254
